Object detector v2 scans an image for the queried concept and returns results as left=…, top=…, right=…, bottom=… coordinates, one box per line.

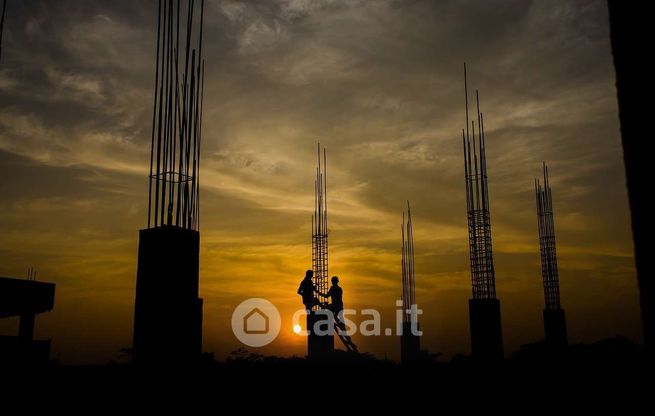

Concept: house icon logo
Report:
left=243, top=308, right=269, bottom=334
left=231, top=298, right=281, bottom=347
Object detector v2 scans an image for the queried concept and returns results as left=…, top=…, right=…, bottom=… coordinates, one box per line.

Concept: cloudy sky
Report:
left=0, top=0, right=641, bottom=364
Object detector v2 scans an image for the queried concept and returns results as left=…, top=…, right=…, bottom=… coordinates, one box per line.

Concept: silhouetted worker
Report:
left=317, top=276, right=344, bottom=321
left=298, top=270, right=321, bottom=311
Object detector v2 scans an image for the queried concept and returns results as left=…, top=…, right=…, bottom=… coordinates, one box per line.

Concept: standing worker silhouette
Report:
left=316, top=276, right=344, bottom=322
left=297, top=270, right=321, bottom=311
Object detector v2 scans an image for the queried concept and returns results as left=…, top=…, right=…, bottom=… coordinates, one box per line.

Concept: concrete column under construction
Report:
left=400, top=202, right=421, bottom=366
left=535, top=163, right=568, bottom=351
left=543, top=308, right=567, bottom=349
left=400, top=321, right=421, bottom=365
left=132, top=0, right=206, bottom=367
left=460, top=64, right=504, bottom=362
left=133, top=226, right=203, bottom=365
left=469, top=298, right=503, bottom=361
left=307, top=311, right=334, bottom=358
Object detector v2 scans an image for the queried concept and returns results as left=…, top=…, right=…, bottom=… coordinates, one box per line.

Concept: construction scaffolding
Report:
left=312, top=143, right=329, bottom=309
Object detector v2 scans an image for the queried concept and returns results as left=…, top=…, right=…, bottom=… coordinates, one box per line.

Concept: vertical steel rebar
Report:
left=462, top=64, right=496, bottom=300
left=536, top=163, right=561, bottom=311
left=401, top=202, right=417, bottom=323
left=146, top=0, right=204, bottom=232
left=312, top=143, right=329, bottom=309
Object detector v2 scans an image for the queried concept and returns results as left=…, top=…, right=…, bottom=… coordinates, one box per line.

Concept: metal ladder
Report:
left=334, top=316, right=359, bottom=353
left=333, top=313, right=358, bottom=353
left=317, top=302, right=358, bottom=353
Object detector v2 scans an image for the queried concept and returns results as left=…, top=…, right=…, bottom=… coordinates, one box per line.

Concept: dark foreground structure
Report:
left=0, top=276, right=55, bottom=366
left=134, top=228, right=202, bottom=365
left=608, top=1, right=652, bottom=351
left=2, top=338, right=647, bottom=411
left=461, top=64, right=503, bottom=360
left=132, top=0, right=206, bottom=366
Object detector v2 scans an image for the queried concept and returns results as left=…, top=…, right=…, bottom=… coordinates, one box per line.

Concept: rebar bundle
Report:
left=535, top=163, right=561, bottom=311
left=312, top=144, right=329, bottom=309
left=462, top=63, right=496, bottom=300
left=147, top=0, right=205, bottom=231
left=401, top=201, right=416, bottom=323
left=1, top=0, right=7, bottom=62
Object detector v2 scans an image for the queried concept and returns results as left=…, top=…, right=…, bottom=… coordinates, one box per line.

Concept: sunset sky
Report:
left=0, top=0, right=641, bottom=364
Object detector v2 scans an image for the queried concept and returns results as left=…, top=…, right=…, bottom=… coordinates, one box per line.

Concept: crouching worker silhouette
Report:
left=316, top=276, right=345, bottom=330
left=297, top=270, right=321, bottom=311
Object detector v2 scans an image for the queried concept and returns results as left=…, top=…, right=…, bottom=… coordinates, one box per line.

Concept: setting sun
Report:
left=293, top=325, right=302, bottom=334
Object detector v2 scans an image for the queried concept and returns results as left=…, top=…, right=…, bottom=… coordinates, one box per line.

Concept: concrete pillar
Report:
left=400, top=321, right=421, bottom=365
left=543, top=308, right=568, bottom=350
left=133, top=226, right=202, bottom=366
left=307, top=311, right=334, bottom=358
left=469, top=298, right=504, bottom=361
left=18, top=312, right=35, bottom=342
